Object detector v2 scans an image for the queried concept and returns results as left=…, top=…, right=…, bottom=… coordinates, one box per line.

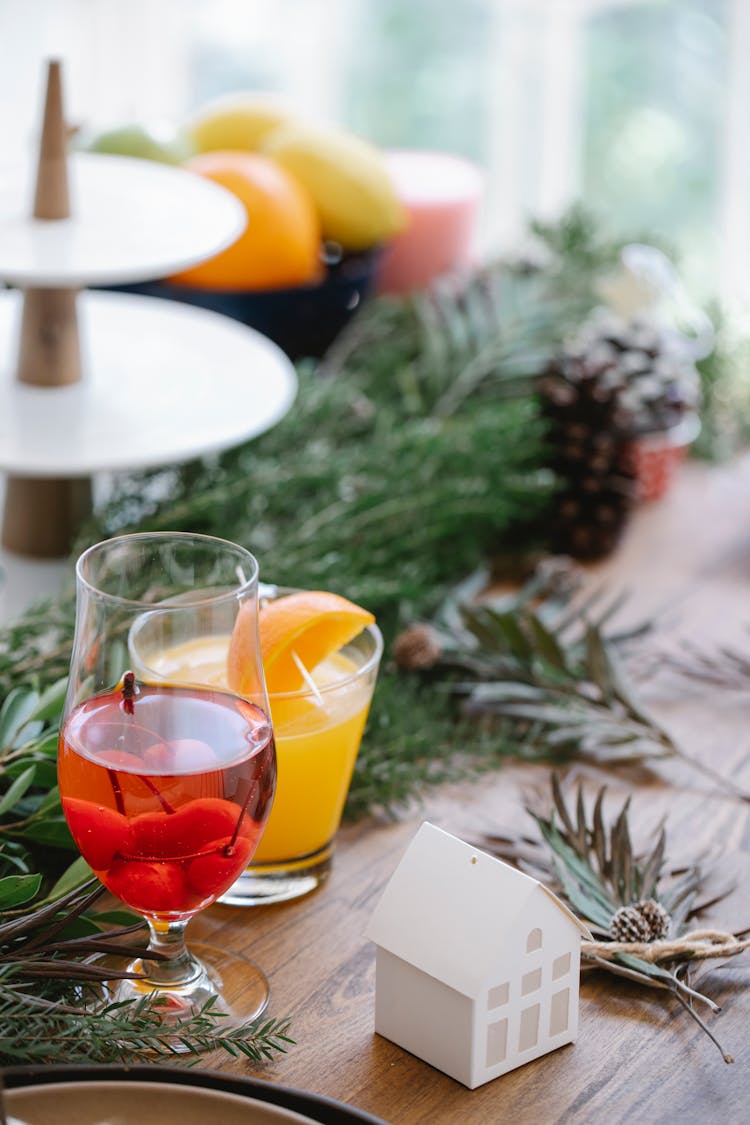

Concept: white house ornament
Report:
left=365, top=821, right=591, bottom=1089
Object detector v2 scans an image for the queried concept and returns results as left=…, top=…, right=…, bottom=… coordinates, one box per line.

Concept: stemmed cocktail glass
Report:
left=57, top=532, right=276, bottom=1029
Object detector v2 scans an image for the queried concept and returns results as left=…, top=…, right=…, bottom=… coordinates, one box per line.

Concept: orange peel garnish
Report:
left=228, top=590, right=375, bottom=695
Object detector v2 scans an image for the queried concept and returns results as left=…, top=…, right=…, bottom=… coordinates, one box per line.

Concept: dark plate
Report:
left=2, top=1064, right=389, bottom=1125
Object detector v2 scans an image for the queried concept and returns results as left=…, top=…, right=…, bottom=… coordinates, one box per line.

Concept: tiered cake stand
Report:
left=0, top=62, right=297, bottom=558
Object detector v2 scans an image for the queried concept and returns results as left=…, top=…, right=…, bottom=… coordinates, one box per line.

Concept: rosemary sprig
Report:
left=0, top=990, right=293, bottom=1065
left=482, top=776, right=747, bottom=1062
left=0, top=873, right=294, bottom=1066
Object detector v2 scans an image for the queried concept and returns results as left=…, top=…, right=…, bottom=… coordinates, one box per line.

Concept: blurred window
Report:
left=0, top=0, right=744, bottom=302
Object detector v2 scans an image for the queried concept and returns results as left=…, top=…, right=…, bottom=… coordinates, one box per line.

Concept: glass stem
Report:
left=143, top=919, right=199, bottom=988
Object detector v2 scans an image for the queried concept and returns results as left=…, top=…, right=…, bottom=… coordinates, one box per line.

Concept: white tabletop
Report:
left=0, top=153, right=246, bottom=287
left=0, top=289, right=297, bottom=476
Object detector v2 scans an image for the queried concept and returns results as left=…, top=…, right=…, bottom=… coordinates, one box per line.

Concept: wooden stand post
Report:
left=1, top=477, right=93, bottom=558
left=2, top=59, right=91, bottom=557
left=32, top=59, right=70, bottom=221
left=16, top=287, right=81, bottom=388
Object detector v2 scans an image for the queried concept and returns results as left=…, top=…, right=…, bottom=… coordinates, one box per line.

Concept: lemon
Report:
left=262, top=122, right=405, bottom=251
left=187, top=92, right=298, bottom=153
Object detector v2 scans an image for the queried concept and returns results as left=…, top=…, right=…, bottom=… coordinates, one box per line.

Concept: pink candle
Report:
left=376, top=150, right=483, bottom=295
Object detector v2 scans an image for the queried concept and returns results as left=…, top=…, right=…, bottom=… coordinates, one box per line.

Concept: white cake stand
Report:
left=0, top=290, right=297, bottom=475
left=0, top=61, right=296, bottom=558
left=0, top=152, right=246, bottom=288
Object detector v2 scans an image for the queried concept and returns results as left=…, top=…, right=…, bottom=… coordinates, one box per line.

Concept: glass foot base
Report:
left=219, top=844, right=333, bottom=906
left=97, top=942, right=269, bottom=1047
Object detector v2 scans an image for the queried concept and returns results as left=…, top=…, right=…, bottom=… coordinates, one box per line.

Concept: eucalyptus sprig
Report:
left=0, top=680, right=74, bottom=867
left=398, top=565, right=748, bottom=799
left=482, top=776, right=749, bottom=1062
left=637, top=634, right=750, bottom=692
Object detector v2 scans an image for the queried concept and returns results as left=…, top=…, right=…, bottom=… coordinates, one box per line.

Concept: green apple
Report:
left=80, top=123, right=194, bottom=165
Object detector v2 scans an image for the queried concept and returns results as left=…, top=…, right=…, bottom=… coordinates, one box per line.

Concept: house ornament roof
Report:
left=366, top=821, right=593, bottom=998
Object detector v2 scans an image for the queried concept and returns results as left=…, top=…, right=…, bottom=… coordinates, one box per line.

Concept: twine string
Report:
left=582, top=929, right=750, bottom=964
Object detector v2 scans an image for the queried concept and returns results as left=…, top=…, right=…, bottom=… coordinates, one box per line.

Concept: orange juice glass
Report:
left=130, top=585, right=382, bottom=904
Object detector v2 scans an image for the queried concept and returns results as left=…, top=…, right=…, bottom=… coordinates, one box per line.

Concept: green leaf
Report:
left=551, top=859, right=613, bottom=930
left=551, top=773, right=577, bottom=839
left=592, top=787, right=608, bottom=878
left=484, top=701, right=587, bottom=725
left=16, top=817, right=74, bottom=849
left=639, top=827, right=665, bottom=901
left=609, top=797, right=633, bottom=905
left=0, top=765, right=37, bottom=816
left=0, top=689, right=39, bottom=747
left=34, top=786, right=61, bottom=817
left=52, top=916, right=104, bottom=939
left=0, top=872, right=42, bottom=908
left=537, top=820, right=615, bottom=923
left=528, top=613, right=568, bottom=671
left=91, top=909, right=141, bottom=927
left=488, top=609, right=534, bottom=661
left=28, top=679, right=67, bottom=723
left=25, top=732, right=60, bottom=758
left=613, top=953, right=678, bottom=985
left=585, top=626, right=615, bottom=702
left=47, top=855, right=93, bottom=901
left=26, top=761, right=58, bottom=790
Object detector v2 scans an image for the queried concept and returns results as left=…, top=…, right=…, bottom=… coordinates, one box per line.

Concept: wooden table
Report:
left=192, top=458, right=750, bottom=1124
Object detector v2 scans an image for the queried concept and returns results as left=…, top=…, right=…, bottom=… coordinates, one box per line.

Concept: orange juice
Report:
left=142, top=628, right=380, bottom=869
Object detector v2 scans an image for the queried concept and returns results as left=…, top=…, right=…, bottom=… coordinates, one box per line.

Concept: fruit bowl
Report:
left=107, top=246, right=380, bottom=361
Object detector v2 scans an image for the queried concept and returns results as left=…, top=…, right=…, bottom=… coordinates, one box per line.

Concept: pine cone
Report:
left=538, top=355, right=637, bottom=560
left=393, top=624, right=443, bottom=670
left=572, top=312, right=701, bottom=436
left=609, top=899, right=672, bottom=943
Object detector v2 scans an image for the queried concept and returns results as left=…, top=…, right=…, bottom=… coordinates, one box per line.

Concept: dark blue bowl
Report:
left=106, top=247, right=380, bottom=361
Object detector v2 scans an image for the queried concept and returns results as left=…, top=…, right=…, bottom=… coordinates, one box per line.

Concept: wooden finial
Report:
left=33, top=59, right=70, bottom=220
left=17, top=58, right=81, bottom=390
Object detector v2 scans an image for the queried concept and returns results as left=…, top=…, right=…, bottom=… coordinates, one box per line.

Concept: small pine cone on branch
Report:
left=393, top=624, right=443, bottom=671
left=610, top=899, right=672, bottom=943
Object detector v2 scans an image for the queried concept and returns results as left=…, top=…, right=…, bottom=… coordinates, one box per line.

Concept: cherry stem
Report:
left=107, top=769, right=125, bottom=815
left=121, top=670, right=136, bottom=715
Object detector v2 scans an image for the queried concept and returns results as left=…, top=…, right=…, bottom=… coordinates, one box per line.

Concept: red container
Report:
left=376, top=151, right=483, bottom=294
left=625, top=413, right=700, bottom=501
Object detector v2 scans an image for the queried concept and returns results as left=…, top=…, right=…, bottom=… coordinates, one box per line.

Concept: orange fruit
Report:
left=228, top=591, right=375, bottom=696
left=169, top=151, right=322, bottom=291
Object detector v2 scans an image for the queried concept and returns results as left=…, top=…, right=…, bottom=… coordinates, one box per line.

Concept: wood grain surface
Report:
left=191, top=458, right=750, bottom=1124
